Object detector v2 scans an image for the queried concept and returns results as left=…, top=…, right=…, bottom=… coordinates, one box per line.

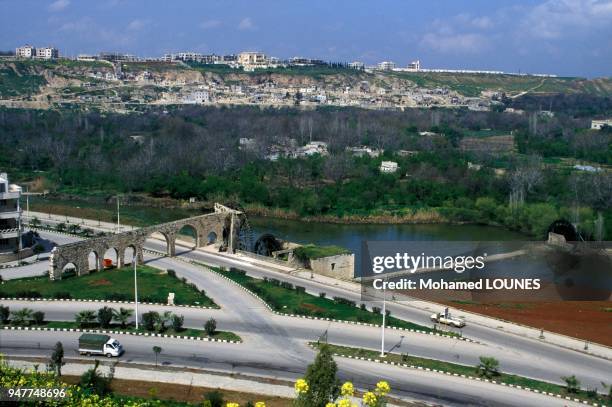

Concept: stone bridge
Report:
left=49, top=204, right=242, bottom=280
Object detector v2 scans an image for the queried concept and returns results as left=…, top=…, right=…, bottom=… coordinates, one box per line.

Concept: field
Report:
left=0, top=265, right=217, bottom=307
left=446, top=300, right=612, bottom=347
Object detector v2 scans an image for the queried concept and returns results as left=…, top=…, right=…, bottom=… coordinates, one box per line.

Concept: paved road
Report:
left=1, top=230, right=609, bottom=405
left=0, top=330, right=583, bottom=407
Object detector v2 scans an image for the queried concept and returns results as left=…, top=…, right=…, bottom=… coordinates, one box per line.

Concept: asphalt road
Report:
left=1, top=230, right=609, bottom=405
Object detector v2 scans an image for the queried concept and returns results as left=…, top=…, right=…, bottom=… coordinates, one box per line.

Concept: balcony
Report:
left=0, top=191, right=20, bottom=200
left=0, top=209, right=21, bottom=220
left=0, top=228, right=19, bottom=239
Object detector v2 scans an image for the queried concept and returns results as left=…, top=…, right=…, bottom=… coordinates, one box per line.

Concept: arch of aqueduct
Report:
left=49, top=204, right=241, bottom=280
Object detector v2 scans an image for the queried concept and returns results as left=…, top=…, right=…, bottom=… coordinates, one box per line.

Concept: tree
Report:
left=171, top=314, right=184, bottom=332
left=50, top=342, right=64, bottom=376
left=68, top=224, right=81, bottom=234
left=296, top=344, right=340, bottom=407
left=0, top=305, right=9, bottom=324
left=476, top=356, right=500, bottom=379
left=204, top=318, right=216, bottom=336
left=55, top=222, right=67, bottom=232
left=32, top=311, right=45, bottom=325
left=75, top=310, right=96, bottom=328
left=562, top=375, right=581, bottom=394
left=152, top=346, right=162, bottom=366
left=11, top=308, right=33, bottom=326
left=97, top=307, right=114, bottom=329
left=80, top=360, right=111, bottom=396
left=112, top=307, right=133, bottom=329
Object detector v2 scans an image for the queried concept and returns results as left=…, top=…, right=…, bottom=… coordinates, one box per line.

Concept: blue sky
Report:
left=1, top=0, right=611, bottom=77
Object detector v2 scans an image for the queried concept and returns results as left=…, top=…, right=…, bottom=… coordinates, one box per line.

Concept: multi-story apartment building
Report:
left=377, top=61, right=396, bottom=71
left=36, top=47, right=59, bottom=59
left=15, top=45, right=36, bottom=58
left=238, top=51, right=269, bottom=67
left=0, top=172, right=22, bottom=254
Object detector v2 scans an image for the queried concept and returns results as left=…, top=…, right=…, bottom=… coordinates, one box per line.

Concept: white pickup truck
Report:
left=78, top=334, right=124, bottom=358
left=431, top=310, right=466, bottom=328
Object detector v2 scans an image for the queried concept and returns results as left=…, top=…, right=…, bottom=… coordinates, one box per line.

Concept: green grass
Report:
left=293, top=244, right=351, bottom=260
left=0, top=65, right=47, bottom=97
left=210, top=266, right=458, bottom=337
left=1, top=320, right=240, bottom=341
left=0, top=265, right=217, bottom=307
left=314, top=343, right=611, bottom=406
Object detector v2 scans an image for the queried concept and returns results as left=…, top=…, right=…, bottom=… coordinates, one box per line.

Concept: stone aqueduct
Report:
left=49, top=204, right=241, bottom=280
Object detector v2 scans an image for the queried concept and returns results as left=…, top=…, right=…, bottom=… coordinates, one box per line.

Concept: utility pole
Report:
left=133, top=253, right=139, bottom=330
left=229, top=213, right=234, bottom=253
left=116, top=195, right=120, bottom=233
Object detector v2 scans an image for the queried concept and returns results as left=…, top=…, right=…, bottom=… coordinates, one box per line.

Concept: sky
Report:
left=0, top=0, right=611, bottom=78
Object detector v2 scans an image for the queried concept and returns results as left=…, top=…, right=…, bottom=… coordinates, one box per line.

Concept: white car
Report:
left=431, top=312, right=466, bottom=328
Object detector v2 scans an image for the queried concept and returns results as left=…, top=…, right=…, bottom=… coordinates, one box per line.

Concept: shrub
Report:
left=107, top=293, right=127, bottom=301
left=53, top=292, right=72, bottom=300
left=32, top=311, right=45, bottom=325
left=204, top=318, right=216, bottom=336
left=562, top=375, right=581, bottom=394
left=75, top=310, right=96, bottom=328
left=476, top=356, right=500, bottom=379
left=295, top=286, right=306, bottom=294
left=360, top=304, right=366, bottom=311
left=80, top=360, right=111, bottom=396
left=16, top=290, right=42, bottom=299
left=372, top=307, right=381, bottom=315
left=141, top=311, right=159, bottom=332
left=319, top=292, right=326, bottom=299
left=333, top=297, right=356, bottom=307
left=203, top=390, right=224, bottom=407
left=167, top=269, right=176, bottom=278
left=0, top=305, right=9, bottom=323
left=11, top=308, right=33, bottom=326
left=171, top=314, right=184, bottom=332
left=280, top=281, right=294, bottom=290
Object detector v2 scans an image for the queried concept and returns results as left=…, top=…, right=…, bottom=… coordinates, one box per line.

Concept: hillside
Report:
left=0, top=58, right=610, bottom=112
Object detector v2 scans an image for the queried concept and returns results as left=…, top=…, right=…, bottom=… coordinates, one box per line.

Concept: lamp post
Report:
left=380, top=277, right=386, bottom=357
left=133, top=253, right=139, bottom=330
left=116, top=196, right=120, bottom=233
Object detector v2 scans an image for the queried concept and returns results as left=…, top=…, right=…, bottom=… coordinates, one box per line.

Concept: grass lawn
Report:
left=293, top=244, right=351, bottom=260
left=314, top=343, right=610, bottom=406
left=211, top=266, right=458, bottom=337
left=0, top=320, right=240, bottom=342
left=0, top=265, right=217, bottom=307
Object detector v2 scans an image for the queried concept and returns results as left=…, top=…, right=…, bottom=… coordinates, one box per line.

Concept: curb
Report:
left=312, top=344, right=605, bottom=407
left=192, top=261, right=476, bottom=344
left=1, top=325, right=241, bottom=344
left=0, top=297, right=216, bottom=309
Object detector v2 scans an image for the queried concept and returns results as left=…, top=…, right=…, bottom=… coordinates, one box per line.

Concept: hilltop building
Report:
left=15, top=45, right=59, bottom=59
left=0, top=172, right=22, bottom=255
left=407, top=60, right=421, bottom=71
left=15, top=45, right=36, bottom=58
left=348, top=61, right=364, bottom=70
left=377, top=61, right=396, bottom=71
left=238, top=52, right=269, bottom=67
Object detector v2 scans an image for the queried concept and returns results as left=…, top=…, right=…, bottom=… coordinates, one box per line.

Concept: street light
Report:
left=133, top=253, right=139, bottom=330
left=380, top=277, right=387, bottom=357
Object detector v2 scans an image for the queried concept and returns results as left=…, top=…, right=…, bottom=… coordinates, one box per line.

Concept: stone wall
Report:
left=309, top=253, right=355, bottom=280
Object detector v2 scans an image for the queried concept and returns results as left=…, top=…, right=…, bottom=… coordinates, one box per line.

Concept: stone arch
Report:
left=87, top=250, right=100, bottom=272
left=254, top=234, right=282, bottom=256
left=176, top=223, right=199, bottom=250
left=103, top=247, right=120, bottom=268
left=145, top=230, right=174, bottom=257
left=207, top=231, right=218, bottom=245
left=62, top=262, right=78, bottom=278
left=123, top=245, right=136, bottom=265
left=548, top=219, right=578, bottom=242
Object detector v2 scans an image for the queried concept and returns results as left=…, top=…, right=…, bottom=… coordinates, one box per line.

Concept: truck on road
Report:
left=78, top=334, right=124, bottom=357
left=431, top=308, right=466, bottom=328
